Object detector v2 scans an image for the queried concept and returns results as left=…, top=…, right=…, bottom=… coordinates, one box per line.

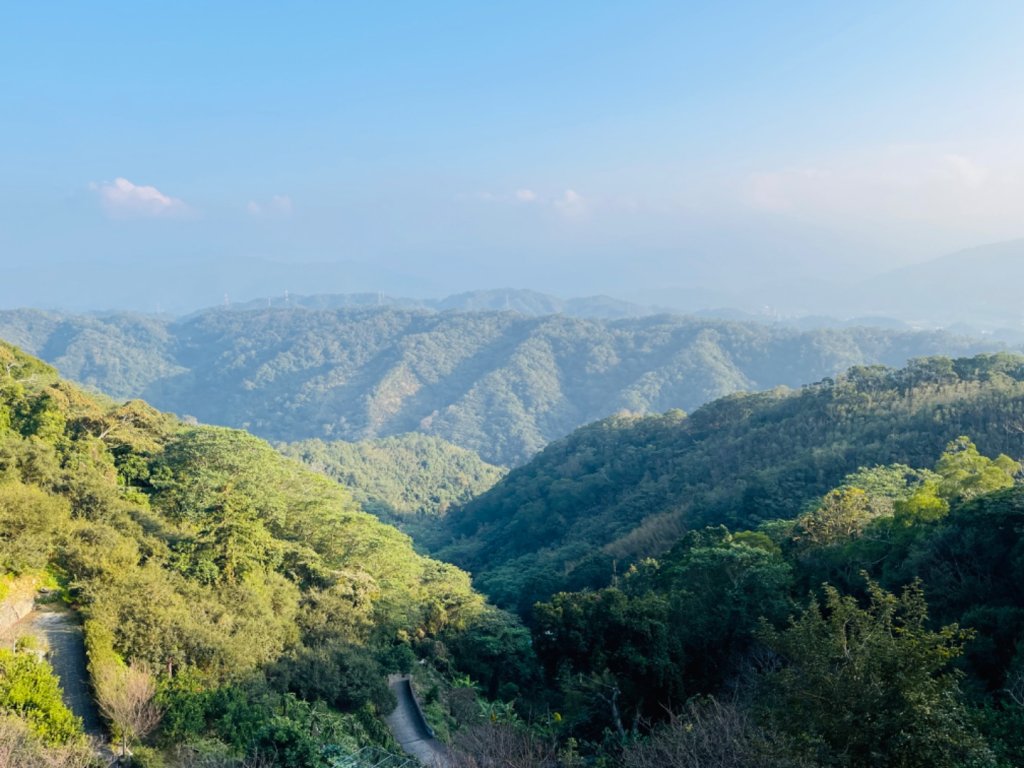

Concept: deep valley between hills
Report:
left=2, top=310, right=1024, bottom=767
left=0, top=305, right=1003, bottom=466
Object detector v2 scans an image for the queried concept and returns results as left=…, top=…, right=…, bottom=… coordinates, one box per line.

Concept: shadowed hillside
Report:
left=438, top=353, right=1024, bottom=609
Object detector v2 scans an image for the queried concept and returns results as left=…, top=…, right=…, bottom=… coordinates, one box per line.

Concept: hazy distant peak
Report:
left=853, top=238, right=1024, bottom=331
left=213, top=289, right=665, bottom=320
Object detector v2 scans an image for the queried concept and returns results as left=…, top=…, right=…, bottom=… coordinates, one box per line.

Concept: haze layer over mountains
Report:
left=8, top=237, right=1024, bottom=336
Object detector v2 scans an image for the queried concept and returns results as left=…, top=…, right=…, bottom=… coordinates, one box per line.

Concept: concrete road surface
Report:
left=384, top=675, right=449, bottom=767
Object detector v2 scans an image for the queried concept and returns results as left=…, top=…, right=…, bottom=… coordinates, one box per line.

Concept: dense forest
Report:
left=3, top=340, right=1024, bottom=766
left=438, top=353, right=1024, bottom=609
left=0, top=306, right=1001, bottom=465
left=271, top=352, right=1024, bottom=767
left=0, top=341, right=530, bottom=767
left=13, top=1, right=1024, bottom=765
left=278, top=433, right=505, bottom=539
left=514, top=440, right=1024, bottom=767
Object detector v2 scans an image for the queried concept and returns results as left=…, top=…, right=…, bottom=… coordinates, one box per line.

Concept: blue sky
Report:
left=2, top=2, right=1024, bottom=311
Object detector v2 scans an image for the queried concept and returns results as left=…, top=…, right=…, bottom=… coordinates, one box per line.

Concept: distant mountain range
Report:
left=0, top=305, right=1006, bottom=465
left=849, top=238, right=1024, bottom=331
left=205, top=246, right=1024, bottom=337
left=8, top=232, right=1024, bottom=329
left=224, top=288, right=667, bottom=319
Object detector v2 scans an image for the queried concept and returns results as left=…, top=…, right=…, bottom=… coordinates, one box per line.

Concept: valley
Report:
left=7, top=4, right=1024, bottom=765
left=2, top=327, right=1024, bottom=766
left=0, top=304, right=1003, bottom=466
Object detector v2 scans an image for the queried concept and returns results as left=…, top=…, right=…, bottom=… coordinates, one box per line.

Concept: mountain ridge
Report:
left=0, top=306, right=1009, bottom=466
left=224, top=288, right=666, bottom=319
left=437, top=352, right=1024, bottom=609
left=853, top=238, right=1024, bottom=328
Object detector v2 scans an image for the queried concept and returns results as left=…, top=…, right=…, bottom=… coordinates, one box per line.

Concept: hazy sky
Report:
left=2, top=2, right=1024, bottom=311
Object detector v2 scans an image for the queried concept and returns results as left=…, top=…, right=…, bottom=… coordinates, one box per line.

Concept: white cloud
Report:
left=740, top=144, right=1024, bottom=229
left=477, top=187, right=587, bottom=216
left=940, top=153, right=988, bottom=190
left=554, top=188, right=586, bottom=216
left=247, top=194, right=293, bottom=217
left=91, top=177, right=188, bottom=218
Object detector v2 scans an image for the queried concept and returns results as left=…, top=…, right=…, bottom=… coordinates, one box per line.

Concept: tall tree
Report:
left=94, top=661, right=162, bottom=760
left=759, top=578, right=993, bottom=768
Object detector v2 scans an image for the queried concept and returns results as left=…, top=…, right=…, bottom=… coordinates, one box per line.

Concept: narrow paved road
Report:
left=384, top=675, right=448, bottom=767
left=31, top=608, right=105, bottom=738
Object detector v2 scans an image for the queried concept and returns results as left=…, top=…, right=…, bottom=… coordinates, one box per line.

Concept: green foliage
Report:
left=159, top=677, right=395, bottom=766
left=0, top=307, right=999, bottom=466
left=0, top=340, right=512, bottom=765
left=0, top=340, right=58, bottom=382
left=525, top=436, right=1024, bottom=764
left=16, top=390, right=67, bottom=443
left=129, top=745, right=168, bottom=768
left=280, top=433, right=506, bottom=523
left=893, top=480, right=949, bottom=525
left=0, top=649, right=82, bottom=745
left=0, top=312, right=183, bottom=398
left=10, top=327, right=1024, bottom=764
left=269, top=643, right=395, bottom=713
left=935, top=435, right=1019, bottom=502
left=759, top=578, right=992, bottom=767
left=836, top=463, right=934, bottom=501
left=794, top=488, right=878, bottom=547
left=0, top=482, right=71, bottom=574
left=533, top=528, right=794, bottom=735
left=444, top=354, right=1024, bottom=607
left=441, top=608, right=537, bottom=700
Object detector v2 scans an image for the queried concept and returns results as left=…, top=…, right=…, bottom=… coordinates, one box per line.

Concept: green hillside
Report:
left=439, top=353, right=1024, bottom=609
left=0, top=309, right=185, bottom=397
left=0, top=340, right=524, bottom=766
left=525, top=441, right=1024, bottom=766
left=279, top=433, right=505, bottom=538
left=0, top=307, right=1002, bottom=466
left=5, top=340, right=1024, bottom=767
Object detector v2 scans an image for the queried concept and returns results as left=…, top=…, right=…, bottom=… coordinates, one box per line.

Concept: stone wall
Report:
left=0, top=576, right=38, bottom=638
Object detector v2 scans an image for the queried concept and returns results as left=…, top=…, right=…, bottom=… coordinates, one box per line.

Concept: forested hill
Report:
left=0, top=307, right=1003, bottom=465
left=525, top=444, right=1024, bottom=766
left=0, top=339, right=521, bottom=764
left=438, top=353, right=1024, bottom=609
left=279, top=433, right=506, bottom=520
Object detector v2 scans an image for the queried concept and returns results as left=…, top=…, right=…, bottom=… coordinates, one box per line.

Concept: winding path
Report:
left=13, top=604, right=453, bottom=767
left=3, top=602, right=105, bottom=740
left=384, top=675, right=449, bottom=767
left=31, top=608, right=105, bottom=738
